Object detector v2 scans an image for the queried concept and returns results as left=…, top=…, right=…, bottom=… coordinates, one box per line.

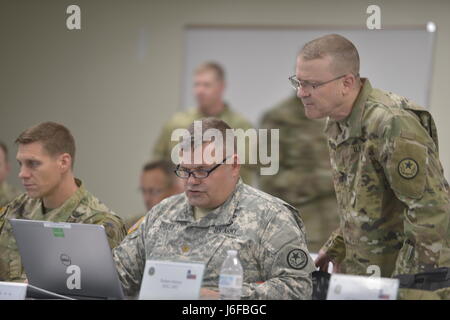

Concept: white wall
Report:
left=1, top=0, right=449, bottom=221
left=182, top=27, right=434, bottom=125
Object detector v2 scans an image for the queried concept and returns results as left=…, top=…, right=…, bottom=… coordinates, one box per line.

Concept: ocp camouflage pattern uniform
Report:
left=259, top=95, right=339, bottom=252
left=0, top=182, right=20, bottom=208
left=398, top=287, right=450, bottom=300
left=321, top=78, right=450, bottom=278
left=0, top=179, right=127, bottom=281
left=152, top=104, right=256, bottom=185
left=113, top=179, right=316, bottom=299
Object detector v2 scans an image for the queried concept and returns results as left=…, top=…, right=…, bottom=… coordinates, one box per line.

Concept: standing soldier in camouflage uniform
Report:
left=0, top=141, right=20, bottom=208
left=0, top=122, right=127, bottom=281
left=259, top=95, right=339, bottom=253
left=152, top=62, right=256, bottom=185
left=292, top=34, right=450, bottom=278
left=114, top=118, right=315, bottom=299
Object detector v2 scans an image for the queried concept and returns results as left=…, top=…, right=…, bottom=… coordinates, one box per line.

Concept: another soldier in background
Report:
left=126, top=160, right=183, bottom=233
left=114, top=118, right=315, bottom=299
left=293, top=34, right=450, bottom=277
left=0, top=141, right=20, bottom=208
left=0, top=122, right=127, bottom=281
left=152, top=62, right=255, bottom=185
left=259, top=96, right=339, bottom=253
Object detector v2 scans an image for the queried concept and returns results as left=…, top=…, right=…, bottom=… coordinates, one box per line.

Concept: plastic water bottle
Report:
left=219, top=250, right=243, bottom=300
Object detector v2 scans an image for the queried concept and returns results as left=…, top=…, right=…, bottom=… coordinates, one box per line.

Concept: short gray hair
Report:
left=299, top=34, right=360, bottom=76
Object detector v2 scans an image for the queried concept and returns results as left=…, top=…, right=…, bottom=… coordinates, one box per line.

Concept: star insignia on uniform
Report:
left=287, top=249, right=308, bottom=270
left=398, top=158, right=419, bottom=179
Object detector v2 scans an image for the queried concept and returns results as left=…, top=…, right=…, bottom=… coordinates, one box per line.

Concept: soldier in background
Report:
left=152, top=62, right=255, bottom=185
left=0, top=141, right=20, bottom=208
left=293, top=34, right=450, bottom=277
left=126, top=160, right=183, bottom=233
left=0, top=122, right=127, bottom=281
left=114, top=118, right=315, bottom=299
left=259, top=95, right=339, bottom=253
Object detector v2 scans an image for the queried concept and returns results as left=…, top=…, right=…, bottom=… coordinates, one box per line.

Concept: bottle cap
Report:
left=227, top=250, right=237, bottom=256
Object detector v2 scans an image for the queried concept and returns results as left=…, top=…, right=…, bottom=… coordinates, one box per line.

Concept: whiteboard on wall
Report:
left=181, top=25, right=435, bottom=126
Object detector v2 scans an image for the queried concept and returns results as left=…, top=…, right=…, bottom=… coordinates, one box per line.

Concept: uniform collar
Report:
left=174, top=178, right=243, bottom=227
left=196, top=102, right=231, bottom=118
left=39, top=178, right=87, bottom=221
left=325, top=78, right=372, bottom=146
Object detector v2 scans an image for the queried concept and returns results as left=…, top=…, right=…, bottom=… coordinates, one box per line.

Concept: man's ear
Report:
left=59, top=153, right=72, bottom=172
left=342, top=74, right=356, bottom=95
left=231, top=153, right=241, bottom=177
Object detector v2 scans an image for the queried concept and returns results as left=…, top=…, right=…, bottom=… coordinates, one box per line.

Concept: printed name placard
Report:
left=0, top=282, right=27, bottom=300
left=139, top=260, right=205, bottom=300
left=326, top=274, right=399, bottom=300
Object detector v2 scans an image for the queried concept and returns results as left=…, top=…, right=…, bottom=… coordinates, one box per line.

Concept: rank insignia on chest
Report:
left=352, top=145, right=361, bottom=153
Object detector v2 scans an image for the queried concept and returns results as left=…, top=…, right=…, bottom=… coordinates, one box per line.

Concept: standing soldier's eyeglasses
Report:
left=288, top=73, right=358, bottom=91
left=174, top=157, right=230, bottom=179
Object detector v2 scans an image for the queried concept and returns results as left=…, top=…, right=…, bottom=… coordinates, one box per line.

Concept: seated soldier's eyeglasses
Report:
left=174, top=157, right=230, bottom=179
left=288, top=73, right=359, bottom=91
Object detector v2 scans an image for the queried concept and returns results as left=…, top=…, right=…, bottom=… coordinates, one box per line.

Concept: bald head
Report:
left=299, top=34, right=360, bottom=76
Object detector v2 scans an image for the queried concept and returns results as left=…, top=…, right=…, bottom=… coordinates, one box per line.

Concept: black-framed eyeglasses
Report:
left=174, top=157, right=230, bottom=179
left=288, top=73, right=358, bottom=91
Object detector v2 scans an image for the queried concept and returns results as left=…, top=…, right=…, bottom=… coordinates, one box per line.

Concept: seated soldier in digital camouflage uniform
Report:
left=113, top=118, right=315, bottom=299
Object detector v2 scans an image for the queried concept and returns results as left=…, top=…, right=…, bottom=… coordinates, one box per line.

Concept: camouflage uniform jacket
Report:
left=259, top=95, right=335, bottom=207
left=0, top=178, right=127, bottom=281
left=321, top=78, right=450, bottom=277
left=113, top=179, right=316, bottom=299
left=0, top=182, right=20, bottom=208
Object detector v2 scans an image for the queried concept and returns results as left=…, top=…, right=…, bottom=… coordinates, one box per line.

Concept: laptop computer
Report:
left=10, top=218, right=124, bottom=300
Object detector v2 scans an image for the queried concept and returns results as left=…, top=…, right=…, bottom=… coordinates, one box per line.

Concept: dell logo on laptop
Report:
left=60, top=254, right=81, bottom=290
left=60, top=254, right=71, bottom=266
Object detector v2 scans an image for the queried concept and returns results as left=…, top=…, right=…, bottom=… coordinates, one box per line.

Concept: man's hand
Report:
left=200, top=288, right=220, bottom=300
left=315, top=249, right=340, bottom=273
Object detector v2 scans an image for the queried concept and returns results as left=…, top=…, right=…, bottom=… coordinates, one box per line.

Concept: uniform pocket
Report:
left=205, top=234, right=248, bottom=268
left=394, top=239, right=417, bottom=275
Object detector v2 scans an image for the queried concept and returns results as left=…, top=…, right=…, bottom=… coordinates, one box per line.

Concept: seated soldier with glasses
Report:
left=113, top=117, right=315, bottom=300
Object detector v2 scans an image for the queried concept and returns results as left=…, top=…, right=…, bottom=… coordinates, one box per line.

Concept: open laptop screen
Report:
left=10, top=219, right=124, bottom=300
